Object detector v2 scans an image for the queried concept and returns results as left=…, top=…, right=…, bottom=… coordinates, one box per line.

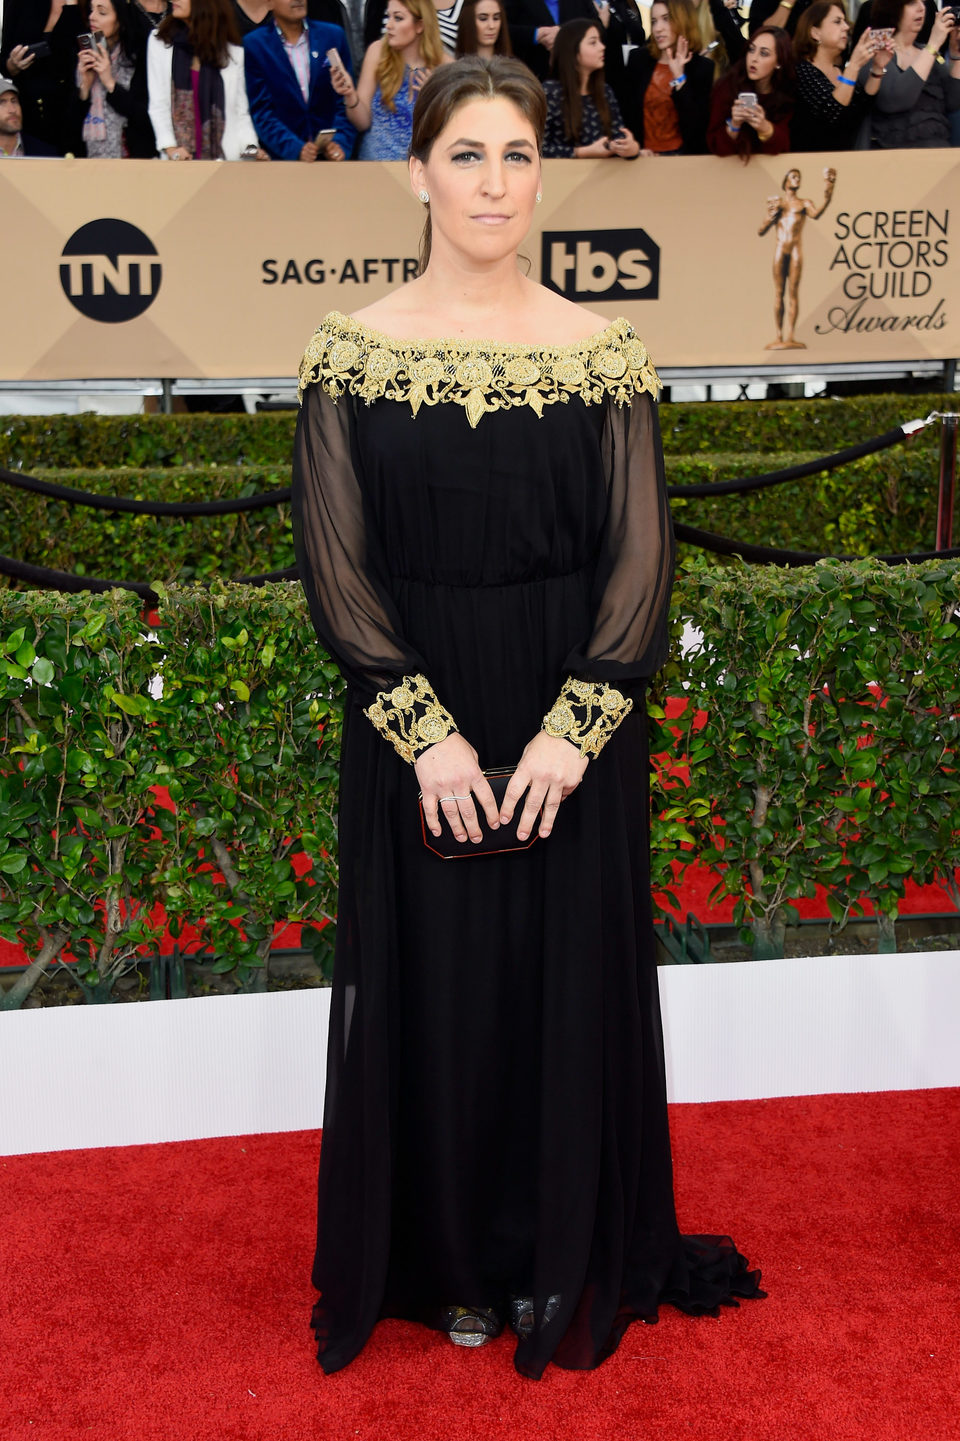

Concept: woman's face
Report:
left=650, top=3, right=677, bottom=52
left=899, top=0, right=925, bottom=35
left=745, top=32, right=778, bottom=84
left=385, top=1, right=423, bottom=51
left=576, top=25, right=605, bottom=72
left=170, top=0, right=191, bottom=18
left=811, top=5, right=849, bottom=53
left=410, top=96, right=540, bottom=267
left=474, top=1, right=502, bottom=49
left=89, top=0, right=119, bottom=40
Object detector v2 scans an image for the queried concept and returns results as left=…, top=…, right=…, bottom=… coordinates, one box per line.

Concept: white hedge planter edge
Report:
left=1, top=949, right=957, bottom=1157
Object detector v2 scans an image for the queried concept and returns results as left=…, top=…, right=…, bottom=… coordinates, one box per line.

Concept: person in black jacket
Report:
left=505, top=0, right=599, bottom=79
left=0, top=0, right=86, bottom=152
left=623, top=0, right=713, bottom=150
left=75, top=0, right=156, bottom=155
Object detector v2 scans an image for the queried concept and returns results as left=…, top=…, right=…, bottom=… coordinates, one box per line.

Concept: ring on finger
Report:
left=438, top=794, right=469, bottom=802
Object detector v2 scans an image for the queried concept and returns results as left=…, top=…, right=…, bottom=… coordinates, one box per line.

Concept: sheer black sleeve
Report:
left=292, top=379, right=459, bottom=763
left=542, top=391, right=675, bottom=758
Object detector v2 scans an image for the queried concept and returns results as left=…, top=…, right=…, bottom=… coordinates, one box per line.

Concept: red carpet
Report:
left=2, top=1089, right=959, bottom=1441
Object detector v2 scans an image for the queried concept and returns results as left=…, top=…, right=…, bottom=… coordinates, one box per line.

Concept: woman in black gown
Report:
left=291, top=54, right=765, bottom=1380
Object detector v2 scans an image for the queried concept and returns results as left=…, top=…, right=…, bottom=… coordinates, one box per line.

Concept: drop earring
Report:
left=418, top=189, right=430, bottom=203
left=536, top=191, right=543, bottom=204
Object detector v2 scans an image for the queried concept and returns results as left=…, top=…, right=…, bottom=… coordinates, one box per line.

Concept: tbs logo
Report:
left=60, top=219, right=162, bottom=323
left=542, top=229, right=660, bottom=302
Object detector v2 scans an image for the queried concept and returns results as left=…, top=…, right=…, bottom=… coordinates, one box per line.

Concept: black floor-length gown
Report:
left=291, top=311, right=765, bottom=1379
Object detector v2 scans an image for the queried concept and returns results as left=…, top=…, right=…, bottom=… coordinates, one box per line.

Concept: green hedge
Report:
left=1, top=392, right=953, bottom=469
left=2, top=562, right=957, bottom=1005
left=0, top=581, right=342, bottom=1006
left=667, top=441, right=941, bottom=558
left=0, top=467, right=291, bottom=583
left=1, top=396, right=949, bottom=587
left=649, top=556, right=960, bottom=956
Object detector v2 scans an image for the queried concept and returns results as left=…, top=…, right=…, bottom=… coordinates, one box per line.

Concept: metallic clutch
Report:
left=418, top=768, right=542, bottom=860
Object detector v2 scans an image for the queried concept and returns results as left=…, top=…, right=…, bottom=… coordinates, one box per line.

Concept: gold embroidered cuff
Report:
left=542, top=678, right=633, bottom=758
left=364, top=674, right=458, bottom=764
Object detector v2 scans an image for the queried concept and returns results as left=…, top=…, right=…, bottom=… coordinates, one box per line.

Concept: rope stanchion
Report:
left=665, top=418, right=932, bottom=500
left=673, top=521, right=960, bottom=566
left=0, top=552, right=298, bottom=606
left=0, top=465, right=290, bottom=516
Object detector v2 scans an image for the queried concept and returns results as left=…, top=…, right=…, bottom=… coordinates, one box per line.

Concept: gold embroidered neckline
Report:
left=298, top=310, right=660, bottom=428
left=320, top=310, right=627, bottom=357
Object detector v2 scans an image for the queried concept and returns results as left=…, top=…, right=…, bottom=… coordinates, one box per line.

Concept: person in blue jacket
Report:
left=243, top=0, right=356, bottom=159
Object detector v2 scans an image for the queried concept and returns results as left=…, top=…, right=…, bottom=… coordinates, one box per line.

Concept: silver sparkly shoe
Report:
left=442, top=1306, right=500, bottom=1348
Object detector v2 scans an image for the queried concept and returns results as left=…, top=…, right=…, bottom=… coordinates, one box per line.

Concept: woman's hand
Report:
left=415, top=733, right=500, bottom=844
left=929, top=8, right=954, bottom=52
left=576, top=135, right=616, bottom=157
left=6, top=43, right=37, bottom=75
left=322, top=138, right=345, bottom=160
left=947, top=12, right=960, bottom=58
left=89, top=42, right=115, bottom=92
left=664, top=36, right=689, bottom=80
left=499, top=733, right=588, bottom=842
left=328, top=60, right=356, bottom=102
left=742, top=99, right=767, bottom=131
left=607, top=124, right=640, bottom=157
left=847, top=28, right=878, bottom=73
left=165, top=145, right=191, bottom=159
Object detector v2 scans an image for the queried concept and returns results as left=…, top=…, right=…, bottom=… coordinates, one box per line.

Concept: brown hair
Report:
left=410, top=56, right=546, bottom=272
left=156, top=0, right=239, bottom=68
left=647, top=0, right=704, bottom=60
left=455, top=0, right=513, bottom=57
left=378, top=0, right=446, bottom=112
left=550, top=19, right=612, bottom=145
left=793, top=0, right=848, bottom=62
left=870, top=0, right=910, bottom=29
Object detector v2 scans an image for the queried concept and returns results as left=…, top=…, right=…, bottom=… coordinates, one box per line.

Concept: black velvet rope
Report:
left=673, top=521, right=960, bottom=566
left=0, top=465, right=290, bottom=515
left=665, top=425, right=917, bottom=499
left=0, top=551, right=298, bottom=605
left=0, top=420, right=924, bottom=512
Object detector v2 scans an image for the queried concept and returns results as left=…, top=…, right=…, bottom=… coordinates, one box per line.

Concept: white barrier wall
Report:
left=1, top=951, right=958, bottom=1156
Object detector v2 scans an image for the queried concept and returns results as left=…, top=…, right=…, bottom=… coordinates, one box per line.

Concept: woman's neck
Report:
left=813, top=45, right=841, bottom=74
left=397, top=39, right=425, bottom=70
left=415, top=249, right=531, bottom=329
left=477, top=43, right=495, bottom=59
left=895, top=26, right=920, bottom=49
left=755, top=75, right=772, bottom=94
left=577, top=67, right=592, bottom=94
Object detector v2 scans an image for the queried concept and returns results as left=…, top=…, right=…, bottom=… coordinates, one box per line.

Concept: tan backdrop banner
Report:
left=1, top=150, right=956, bottom=381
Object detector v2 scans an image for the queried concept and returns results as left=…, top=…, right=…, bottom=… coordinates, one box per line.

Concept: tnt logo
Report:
left=60, top=219, right=161, bottom=323
left=542, top=229, right=660, bottom=302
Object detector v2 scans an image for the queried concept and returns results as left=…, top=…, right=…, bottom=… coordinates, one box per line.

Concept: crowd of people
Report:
left=1, top=0, right=958, bottom=159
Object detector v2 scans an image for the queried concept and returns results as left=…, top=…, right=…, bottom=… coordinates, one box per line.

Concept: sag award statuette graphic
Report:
left=759, top=167, right=837, bottom=350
